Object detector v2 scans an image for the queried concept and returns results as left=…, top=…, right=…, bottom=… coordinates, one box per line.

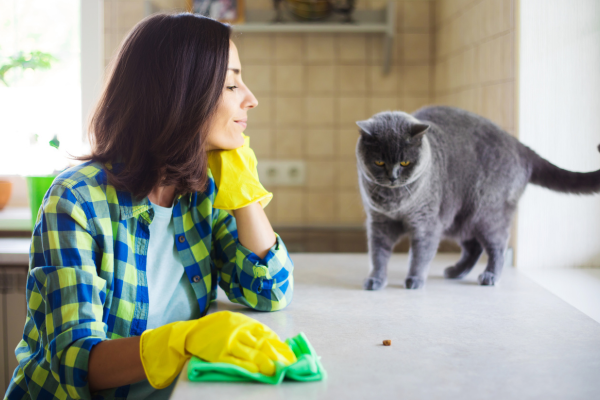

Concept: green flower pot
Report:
left=26, top=175, right=57, bottom=230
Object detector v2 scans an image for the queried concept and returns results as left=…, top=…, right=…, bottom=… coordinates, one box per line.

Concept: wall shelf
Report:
left=232, top=1, right=396, bottom=75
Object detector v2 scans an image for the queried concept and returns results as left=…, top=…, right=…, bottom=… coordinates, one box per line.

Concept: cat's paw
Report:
left=363, top=277, right=387, bottom=290
left=444, top=265, right=468, bottom=279
left=405, top=276, right=425, bottom=289
left=478, top=271, right=497, bottom=286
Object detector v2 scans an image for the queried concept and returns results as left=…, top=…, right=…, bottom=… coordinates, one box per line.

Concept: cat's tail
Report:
left=522, top=144, right=600, bottom=194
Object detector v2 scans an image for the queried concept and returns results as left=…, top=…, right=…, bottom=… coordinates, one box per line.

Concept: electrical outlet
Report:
left=257, top=160, right=305, bottom=186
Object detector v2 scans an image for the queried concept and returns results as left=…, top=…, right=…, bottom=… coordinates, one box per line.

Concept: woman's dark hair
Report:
left=80, top=13, right=231, bottom=199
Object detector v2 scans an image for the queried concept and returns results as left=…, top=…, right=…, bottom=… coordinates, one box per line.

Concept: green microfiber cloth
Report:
left=187, top=332, right=326, bottom=384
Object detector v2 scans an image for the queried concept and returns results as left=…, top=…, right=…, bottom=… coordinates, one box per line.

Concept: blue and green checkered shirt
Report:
left=5, top=161, right=294, bottom=400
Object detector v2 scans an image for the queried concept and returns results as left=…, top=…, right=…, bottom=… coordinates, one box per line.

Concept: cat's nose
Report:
left=389, top=177, right=397, bottom=184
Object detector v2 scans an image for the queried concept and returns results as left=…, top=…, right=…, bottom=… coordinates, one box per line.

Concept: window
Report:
left=0, top=0, right=83, bottom=176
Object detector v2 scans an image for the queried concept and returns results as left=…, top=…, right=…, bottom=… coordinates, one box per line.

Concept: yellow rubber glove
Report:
left=207, top=134, right=273, bottom=211
left=139, top=311, right=296, bottom=389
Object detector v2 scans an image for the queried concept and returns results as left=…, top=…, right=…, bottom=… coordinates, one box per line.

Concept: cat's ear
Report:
left=410, top=123, right=430, bottom=139
left=356, top=120, right=373, bottom=136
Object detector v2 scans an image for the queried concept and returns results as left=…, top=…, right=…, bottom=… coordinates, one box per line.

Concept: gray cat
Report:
left=355, top=106, right=600, bottom=290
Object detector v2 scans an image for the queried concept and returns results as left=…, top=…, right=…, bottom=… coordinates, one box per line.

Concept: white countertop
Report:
left=171, top=253, right=600, bottom=400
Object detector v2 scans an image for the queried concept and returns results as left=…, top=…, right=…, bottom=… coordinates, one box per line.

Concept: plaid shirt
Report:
left=5, top=161, right=294, bottom=400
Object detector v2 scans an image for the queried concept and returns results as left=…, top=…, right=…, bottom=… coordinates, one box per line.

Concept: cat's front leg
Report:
left=405, top=229, right=442, bottom=289
left=365, top=219, right=405, bottom=290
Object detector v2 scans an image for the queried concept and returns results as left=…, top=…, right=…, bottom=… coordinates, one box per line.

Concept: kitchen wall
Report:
left=102, top=0, right=435, bottom=230
left=433, top=0, right=516, bottom=251
left=102, top=0, right=522, bottom=252
left=433, top=0, right=515, bottom=135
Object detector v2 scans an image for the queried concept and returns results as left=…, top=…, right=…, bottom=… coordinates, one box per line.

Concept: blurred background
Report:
left=0, top=0, right=599, bottom=391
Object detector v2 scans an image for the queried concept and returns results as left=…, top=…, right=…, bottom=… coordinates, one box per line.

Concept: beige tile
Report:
left=460, top=47, right=478, bottom=88
left=482, top=0, right=513, bottom=38
left=306, top=97, right=335, bottom=127
left=116, top=0, right=144, bottom=32
left=241, top=34, right=274, bottom=64
left=434, top=58, right=449, bottom=94
left=368, top=97, right=399, bottom=116
left=478, top=32, right=514, bottom=84
left=338, top=97, right=369, bottom=128
left=338, top=129, right=360, bottom=159
left=104, top=0, right=115, bottom=32
left=276, top=188, right=305, bottom=224
left=435, top=23, right=452, bottom=60
left=339, top=34, right=367, bottom=64
left=337, top=160, right=359, bottom=189
left=338, top=190, right=365, bottom=224
left=104, top=32, right=118, bottom=61
left=455, top=87, right=482, bottom=115
left=404, top=96, right=431, bottom=113
left=275, top=65, right=305, bottom=94
left=306, top=33, right=336, bottom=64
left=369, top=0, right=389, bottom=11
left=275, top=97, right=305, bottom=126
left=306, top=161, right=336, bottom=188
left=403, top=1, right=432, bottom=31
left=275, top=129, right=304, bottom=159
left=481, top=81, right=514, bottom=129
left=339, top=66, right=367, bottom=94
left=247, top=0, right=272, bottom=9
left=306, top=66, right=336, bottom=94
left=369, top=65, right=399, bottom=95
left=248, top=96, right=272, bottom=126
left=404, top=64, right=431, bottom=95
left=243, top=65, right=272, bottom=95
left=368, top=33, right=400, bottom=64
left=245, top=128, right=273, bottom=158
left=306, top=129, right=335, bottom=157
left=307, top=191, right=336, bottom=224
left=403, top=33, right=432, bottom=63
left=275, top=34, right=304, bottom=63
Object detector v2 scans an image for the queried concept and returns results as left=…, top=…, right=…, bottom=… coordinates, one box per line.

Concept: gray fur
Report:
left=356, top=106, right=600, bottom=290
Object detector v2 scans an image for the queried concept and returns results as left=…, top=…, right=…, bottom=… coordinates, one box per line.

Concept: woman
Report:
left=5, top=12, right=295, bottom=400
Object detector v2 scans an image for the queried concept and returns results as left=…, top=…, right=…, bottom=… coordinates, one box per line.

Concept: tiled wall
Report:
left=433, top=0, right=517, bottom=249
left=433, top=0, right=516, bottom=134
left=102, top=0, right=435, bottom=229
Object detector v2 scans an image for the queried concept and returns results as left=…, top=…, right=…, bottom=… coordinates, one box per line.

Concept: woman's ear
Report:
left=356, top=120, right=373, bottom=136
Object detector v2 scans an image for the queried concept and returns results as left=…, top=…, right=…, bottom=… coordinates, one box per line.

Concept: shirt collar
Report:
left=106, top=161, right=191, bottom=221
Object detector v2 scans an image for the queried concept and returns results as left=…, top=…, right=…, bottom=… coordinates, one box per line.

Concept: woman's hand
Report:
left=140, top=311, right=297, bottom=389
left=207, top=134, right=272, bottom=211
left=208, top=134, right=277, bottom=257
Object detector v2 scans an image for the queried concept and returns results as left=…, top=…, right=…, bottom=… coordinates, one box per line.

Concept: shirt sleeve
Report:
left=11, top=182, right=109, bottom=400
left=211, top=208, right=294, bottom=311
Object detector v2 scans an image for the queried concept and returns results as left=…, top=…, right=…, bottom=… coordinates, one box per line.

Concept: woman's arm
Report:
left=87, top=336, right=146, bottom=392
left=232, top=201, right=276, bottom=259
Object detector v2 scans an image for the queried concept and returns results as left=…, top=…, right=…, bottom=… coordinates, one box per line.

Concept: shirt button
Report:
left=178, top=235, right=185, bottom=243
left=192, top=275, right=201, bottom=283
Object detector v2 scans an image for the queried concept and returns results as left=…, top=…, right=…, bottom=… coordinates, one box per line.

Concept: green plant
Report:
left=0, top=50, right=57, bottom=86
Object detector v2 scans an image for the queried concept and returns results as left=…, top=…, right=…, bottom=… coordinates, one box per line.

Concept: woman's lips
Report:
left=235, top=120, right=247, bottom=129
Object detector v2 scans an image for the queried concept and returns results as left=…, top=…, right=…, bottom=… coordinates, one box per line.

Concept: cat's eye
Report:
left=400, top=161, right=410, bottom=167
left=374, top=160, right=385, bottom=167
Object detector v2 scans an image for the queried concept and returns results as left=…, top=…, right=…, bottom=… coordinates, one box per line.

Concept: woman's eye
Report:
left=374, top=160, right=385, bottom=167
left=227, top=86, right=238, bottom=91
left=400, top=161, right=410, bottom=167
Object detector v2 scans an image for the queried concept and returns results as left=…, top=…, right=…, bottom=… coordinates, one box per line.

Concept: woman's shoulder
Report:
left=50, top=160, right=113, bottom=204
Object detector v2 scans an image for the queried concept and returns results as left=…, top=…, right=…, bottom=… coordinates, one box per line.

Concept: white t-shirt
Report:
left=127, top=202, right=201, bottom=400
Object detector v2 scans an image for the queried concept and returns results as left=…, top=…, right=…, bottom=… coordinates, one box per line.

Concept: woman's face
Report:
left=205, top=40, right=258, bottom=151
